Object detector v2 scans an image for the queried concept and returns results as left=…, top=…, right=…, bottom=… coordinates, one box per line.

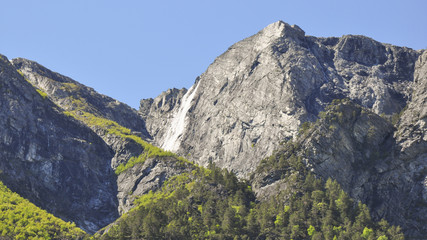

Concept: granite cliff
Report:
left=0, top=56, right=195, bottom=234
left=141, top=21, right=420, bottom=178
left=0, top=20, right=426, bottom=238
left=140, top=21, right=426, bottom=237
left=0, top=55, right=118, bottom=232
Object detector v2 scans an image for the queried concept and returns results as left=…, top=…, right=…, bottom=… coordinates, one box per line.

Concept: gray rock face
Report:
left=116, top=156, right=194, bottom=214
left=11, top=58, right=151, bottom=139
left=251, top=99, right=427, bottom=238
left=140, top=87, right=187, bottom=145
left=139, top=21, right=426, bottom=237
left=10, top=57, right=196, bottom=231
left=0, top=55, right=118, bottom=233
left=1, top=20, right=426, bottom=237
left=397, top=51, right=427, bottom=159
left=141, top=21, right=420, bottom=178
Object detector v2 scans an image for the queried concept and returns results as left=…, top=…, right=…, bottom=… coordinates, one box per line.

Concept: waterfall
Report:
left=162, top=81, right=200, bottom=152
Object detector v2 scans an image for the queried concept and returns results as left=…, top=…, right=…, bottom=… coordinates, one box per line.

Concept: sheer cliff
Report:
left=0, top=55, right=118, bottom=233
left=140, top=21, right=426, bottom=237
left=141, top=21, right=421, bottom=178
left=0, top=20, right=426, bottom=238
left=3, top=56, right=195, bottom=233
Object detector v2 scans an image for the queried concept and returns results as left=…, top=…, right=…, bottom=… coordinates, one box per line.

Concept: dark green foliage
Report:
left=100, top=165, right=255, bottom=240
left=298, top=121, right=312, bottom=135
left=98, top=161, right=403, bottom=239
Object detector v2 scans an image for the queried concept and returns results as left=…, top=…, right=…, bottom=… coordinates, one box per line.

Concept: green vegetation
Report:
left=56, top=81, right=194, bottom=175
left=0, top=181, right=86, bottom=239
left=391, top=106, right=407, bottom=126
left=16, top=69, right=25, bottom=77
left=36, top=88, right=48, bottom=99
left=15, top=70, right=49, bottom=100
left=298, top=121, right=312, bottom=136
left=19, top=76, right=193, bottom=176
left=61, top=82, right=80, bottom=91
left=98, top=164, right=254, bottom=239
left=64, top=109, right=192, bottom=175
left=98, top=156, right=403, bottom=240
left=251, top=175, right=403, bottom=239
left=318, top=98, right=352, bottom=124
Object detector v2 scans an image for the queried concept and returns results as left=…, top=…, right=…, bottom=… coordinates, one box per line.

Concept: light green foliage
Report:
left=15, top=71, right=48, bottom=100
left=362, top=227, right=374, bottom=239
left=16, top=69, right=24, bottom=77
left=0, top=181, right=86, bottom=239
left=367, top=124, right=376, bottom=140
left=307, top=225, right=316, bottom=236
left=36, top=89, right=48, bottom=99
left=64, top=109, right=193, bottom=175
left=61, top=82, right=80, bottom=91
left=57, top=84, right=193, bottom=175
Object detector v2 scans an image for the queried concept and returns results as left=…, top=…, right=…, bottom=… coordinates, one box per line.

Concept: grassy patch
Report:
left=36, top=89, right=48, bottom=99
left=65, top=110, right=192, bottom=175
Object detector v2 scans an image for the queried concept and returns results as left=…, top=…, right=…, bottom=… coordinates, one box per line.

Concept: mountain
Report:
left=0, top=181, right=86, bottom=239
left=140, top=21, right=426, bottom=238
left=0, top=54, right=120, bottom=232
left=141, top=21, right=420, bottom=178
left=0, top=20, right=425, bottom=238
left=0, top=55, right=195, bottom=234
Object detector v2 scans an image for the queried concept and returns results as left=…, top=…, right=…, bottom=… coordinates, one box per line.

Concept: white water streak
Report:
left=162, top=82, right=200, bottom=152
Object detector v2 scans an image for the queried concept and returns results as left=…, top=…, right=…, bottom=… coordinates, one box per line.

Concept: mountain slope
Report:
left=0, top=181, right=86, bottom=239
left=11, top=57, right=196, bottom=223
left=141, top=21, right=421, bottom=178
left=0, top=20, right=425, bottom=238
left=140, top=21, right=426, bottom=237
left=0, top=54, right=118, bottom=233
left=12, top=58, right=150, bottom=140
left=96, top=155, right=403, bottom=240
left=251, top=98, right=427, bottom=238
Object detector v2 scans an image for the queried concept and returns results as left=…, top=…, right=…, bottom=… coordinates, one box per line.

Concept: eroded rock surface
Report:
left=251, top=99, right=427, bottom=238
left=141, top=21, right=420, bottom=178
left=0, top=55, right=118, bottom=233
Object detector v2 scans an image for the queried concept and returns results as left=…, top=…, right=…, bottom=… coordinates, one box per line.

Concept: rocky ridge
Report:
left=140, top=21, right=426, bottom=237
left=8, top=57, right=196, bottom=232
left=0, top=55, right=118, bottom=232
left=0, top=20, right=425, bottom=238
left=141, top=21, right=421, bottom=178
left=251, top=97, right=427, bottom=238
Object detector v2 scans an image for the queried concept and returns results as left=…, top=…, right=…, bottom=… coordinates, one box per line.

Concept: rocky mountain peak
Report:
left=335, top=35, right=388, bottom=66
left=254, top=20, right=305, bottom=50
left=11, top=57, right=151, bottom=139
left=141, top=21, right=421, bottom=179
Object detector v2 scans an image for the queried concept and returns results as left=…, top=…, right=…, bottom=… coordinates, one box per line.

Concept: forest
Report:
left=98, top=161, right=403, bottom=240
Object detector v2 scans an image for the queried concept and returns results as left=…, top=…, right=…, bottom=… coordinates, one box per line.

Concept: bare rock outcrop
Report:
left=141, top=21, right=420, bottom=178
left=0, top=55, right=118, bottom=233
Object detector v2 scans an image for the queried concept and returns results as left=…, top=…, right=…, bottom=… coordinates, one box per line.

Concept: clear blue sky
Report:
left=1, top=1, right=426, bottom=109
